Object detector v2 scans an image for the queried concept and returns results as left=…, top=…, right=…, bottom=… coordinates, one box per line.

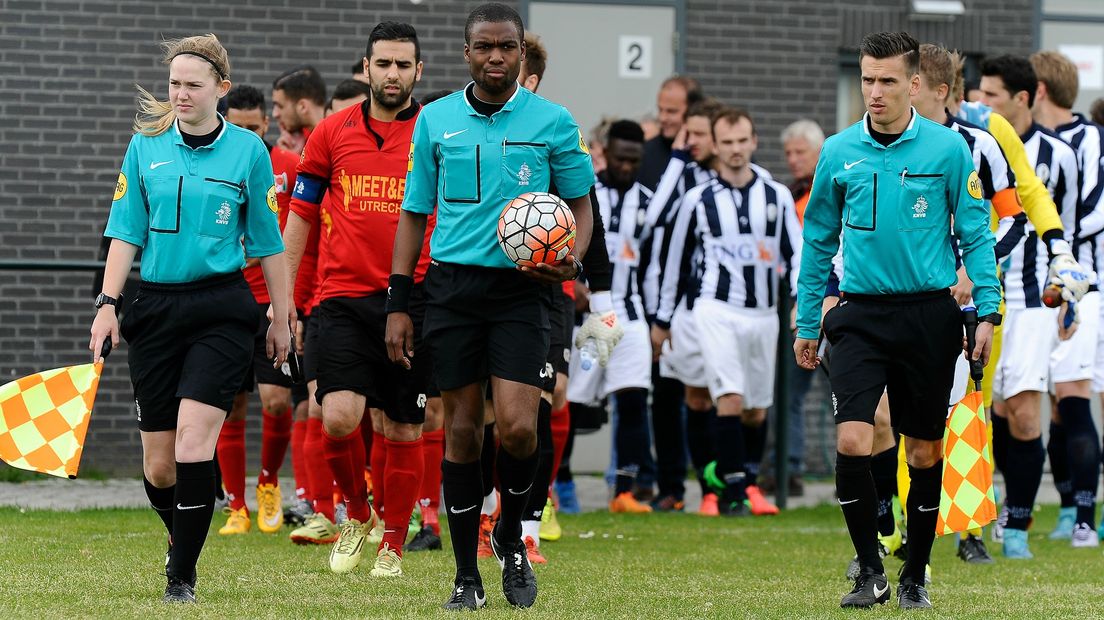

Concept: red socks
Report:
left=420, top=429, right=445, bottom=534
left=215, top=419, right=247, bottom=511
left=291, top=419, right=308, bottom=500
left=323, top=425, right=371, bottom=523
left=381, top=437, right=425, bottom=555
left=550, top=403, right=571, bottom=482
left=259, top=407, right=292, bottom=486
left=370, top=431, right=388, bottom=521
left=305, top=417, right=335, bottom=520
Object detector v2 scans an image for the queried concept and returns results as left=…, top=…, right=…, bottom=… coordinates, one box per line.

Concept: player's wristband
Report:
left=1043, top=231, right=1068, bottom=260
left=385, top=274, right=414, bottom=314
left=589, top=290, right=613, bottom=313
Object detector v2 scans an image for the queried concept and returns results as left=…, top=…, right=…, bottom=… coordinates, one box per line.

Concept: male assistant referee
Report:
left=793, top=32, right=1000, bottom=611
left=385, top=3, right=595, bottom=611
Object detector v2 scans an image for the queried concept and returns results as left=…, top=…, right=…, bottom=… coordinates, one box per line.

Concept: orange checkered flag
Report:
left=0, top=359, right=104, bottom=479
left=937, top=391, right=996, bottom=535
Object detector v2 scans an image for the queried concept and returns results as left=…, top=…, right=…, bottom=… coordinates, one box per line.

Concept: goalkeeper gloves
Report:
left=1047, top=239, right=1092, bottom=303
left=574, top=290, right=625, bottom=367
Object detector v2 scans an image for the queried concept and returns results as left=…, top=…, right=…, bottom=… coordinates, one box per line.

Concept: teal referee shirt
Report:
left=402, top=83, right=594, bottom=268
left=106, top=119, right=284, bottom=284
left=796, top=110, right=1000, bottom=340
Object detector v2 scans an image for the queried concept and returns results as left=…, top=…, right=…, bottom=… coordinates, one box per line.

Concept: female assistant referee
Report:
left=89, top=34, right=291, bottom=604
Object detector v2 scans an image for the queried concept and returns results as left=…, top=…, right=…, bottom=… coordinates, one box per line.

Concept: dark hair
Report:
left=660, top=75, right=704, bottom=109
left=523, top=32, right=547, bottom=80
left=859, top=32, right=920, bottom=75
left=350, top=60, right=363, bottom=76
left=465, top=3, right=524, bottom=45
left=225, top=84, right=266, bottom=112
left=606, top=119, right=645, bottom=145
left=367, top=21, right=420, bottom=63
left=980, top=54, right=1037, bottom=108
left=273, top=65, right=327, bottom=106
left=1092, top=97, right=1104, bottom=126
left=686, top=96, right=725, bottom=122
left=331, top=79, right=372, bottom=101
left=964, top=78, right=980, bottom=92
left=421, top=89, right=455, bottom=105
left=712, top=107, right=756, bottom=137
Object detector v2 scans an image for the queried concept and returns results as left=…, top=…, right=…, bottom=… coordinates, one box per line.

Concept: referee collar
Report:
left=859, top=107, right=919, bottom=149
left=171, top=113, right=229, bottom=149
left=461, top=81, right=525, bottom=117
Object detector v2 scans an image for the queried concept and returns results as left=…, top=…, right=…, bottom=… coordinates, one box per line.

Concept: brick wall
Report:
left=0, top=0, right=1034, bottom=476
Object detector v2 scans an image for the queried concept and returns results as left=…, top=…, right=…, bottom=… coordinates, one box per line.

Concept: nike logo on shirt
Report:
left=176, top=503, right=207, bottom=510
left=443, top=129, right=468, bottom=139
left=449, top=504, right=478, bottom=514
left=150, top=161, right=173, bottom=170
left=843, top=158, right=867, bottom=170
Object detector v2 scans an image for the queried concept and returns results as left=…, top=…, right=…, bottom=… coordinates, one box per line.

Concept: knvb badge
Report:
left=216, top=201, right=232, bottom=225
left=518, top=163, right=532, bottom=186
left=913, top=195, right=928, bottom=219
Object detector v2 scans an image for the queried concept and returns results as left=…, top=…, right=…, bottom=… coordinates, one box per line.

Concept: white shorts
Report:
left=995, top=306, right=1058, bottom=399
left=1094, top=290, right=1104, bottom=391
left=1051, top=290, right=1100, bottom=387
left=567, top=317, right=651, bottom=406
left=693, top=299, right=778, bottom=408
left=658, top=300, right=707, bottom=387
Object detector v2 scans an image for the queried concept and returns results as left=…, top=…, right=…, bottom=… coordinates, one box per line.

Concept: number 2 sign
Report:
left=618, top=35, right=652, bottom=79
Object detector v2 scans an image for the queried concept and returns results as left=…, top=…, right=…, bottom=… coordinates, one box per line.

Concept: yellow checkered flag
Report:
left=0, top=361, right=103, bottom=479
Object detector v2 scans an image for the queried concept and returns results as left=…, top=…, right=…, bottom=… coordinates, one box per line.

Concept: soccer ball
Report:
left=497, top=192, right=576, bottom=267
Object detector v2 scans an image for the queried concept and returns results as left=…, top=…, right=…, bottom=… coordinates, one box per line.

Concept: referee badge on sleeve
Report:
left=114, top=173, right=127, bottom=201
left=967, top=170, right=983, bottom=200
left=578, top=129, right=589, bottom=155
left=266, top=185, right=279, bottom=213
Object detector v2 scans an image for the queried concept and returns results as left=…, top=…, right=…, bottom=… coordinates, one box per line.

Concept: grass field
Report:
left=1, top=504, right=1103, bottom=618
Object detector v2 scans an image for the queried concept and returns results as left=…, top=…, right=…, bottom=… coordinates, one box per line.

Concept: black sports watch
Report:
left=95, top=293, right=119, bottom=310
left=570, top=255, right=584, bottom=280
left=978, top=312, right=1002, bottom=326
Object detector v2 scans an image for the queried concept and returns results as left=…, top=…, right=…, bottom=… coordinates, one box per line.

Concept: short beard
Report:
left=371, top=82, right=413, bottom=111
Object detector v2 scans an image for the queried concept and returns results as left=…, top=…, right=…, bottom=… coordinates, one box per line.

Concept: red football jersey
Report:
left=289, top=101, right=432, bottom=300
left=245, top=144, right=319, bottom=309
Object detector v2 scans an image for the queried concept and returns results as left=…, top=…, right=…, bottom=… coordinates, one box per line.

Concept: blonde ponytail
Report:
left=134, top=33, right=232, bottom=136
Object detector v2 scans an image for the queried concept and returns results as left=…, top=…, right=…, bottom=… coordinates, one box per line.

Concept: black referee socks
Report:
left=870, top=446, right=899, bottom=537
left=1058, top=397, right=1100, bottom=526
left=903, top=461, right=940, bottom=585
left=835, top=453, right=882, bottom=575
left=496, top=443, right=538, bottom=544
left=168, top=460, right=216, bottom=583
left=523, top=399, right=555, bottom=523
left=1004, top=436, right=1045, bottom=530
left=442, top=459, right=483, bottom=582
left=143, top=476, right=175, bottom=536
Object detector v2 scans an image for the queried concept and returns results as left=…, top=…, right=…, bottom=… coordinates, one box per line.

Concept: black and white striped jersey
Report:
left=1003, top=124, right=1079, bottom=309
left=639, top=153, right=715, bottom=318
left=655, top=171, right=801, bottom=327
left=945, top=116, right=1026, bottom=262
left=593, top=175, right=653, bottom=322
left=1056, top=113, right=1104, bottom=274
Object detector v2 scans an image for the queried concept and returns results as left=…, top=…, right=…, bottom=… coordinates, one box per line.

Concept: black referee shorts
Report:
left=822, top=289, right=962, bottom=441
left=424, top=261, right=553, bottom=392
left=239, top=302, right=294, bottom=393
left=315, top=289, right=431, bottom=425
left=544, top=286, right=574, bottom=390
left=120, top=272, right=257, bottom=432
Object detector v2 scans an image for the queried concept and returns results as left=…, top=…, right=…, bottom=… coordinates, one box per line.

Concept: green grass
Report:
left=1, top=505, right=1103, bottom=618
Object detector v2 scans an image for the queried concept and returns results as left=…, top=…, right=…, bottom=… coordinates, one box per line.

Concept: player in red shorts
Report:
left=283, top=22, right=433, bottom=578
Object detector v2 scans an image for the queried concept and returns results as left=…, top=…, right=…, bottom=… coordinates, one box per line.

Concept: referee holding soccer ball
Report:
left=385, top=3, right=601, bottom=611
left=89, top=34, right=290, bottom=605
left=793, top=32, right=999, bottom=611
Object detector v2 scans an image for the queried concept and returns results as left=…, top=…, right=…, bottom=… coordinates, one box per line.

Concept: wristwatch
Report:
left=978, top=312, right=1002, bottom=326
left=95, top=293, right=119, bottom=310
left=570, top=255, right=584, bottom=280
